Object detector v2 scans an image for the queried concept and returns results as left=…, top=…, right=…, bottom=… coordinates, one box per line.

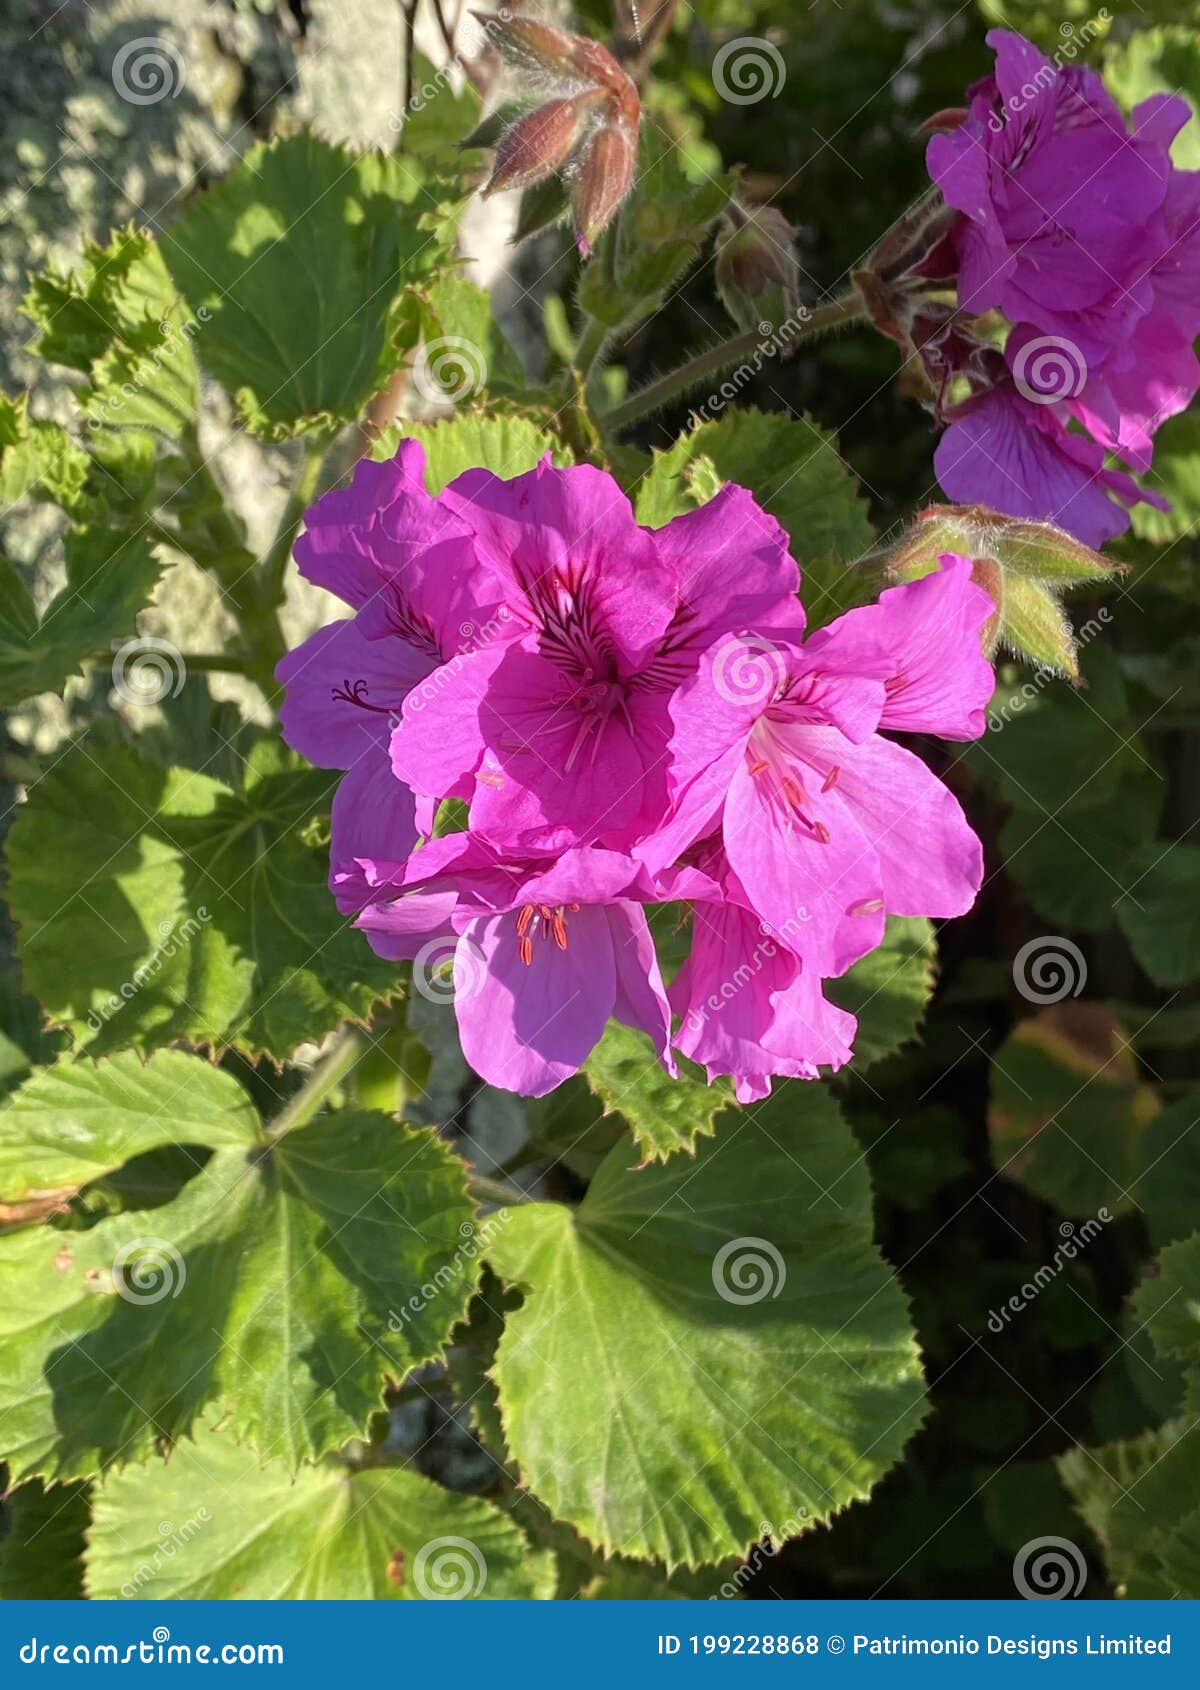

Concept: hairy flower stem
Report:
left=467, top=1172, right=534, bottom=1208
left=574, top=314, right=610, bottom=378
left=266, top=1028, right=367, bottom=1141
left=603, top=291, right=868, bottom=433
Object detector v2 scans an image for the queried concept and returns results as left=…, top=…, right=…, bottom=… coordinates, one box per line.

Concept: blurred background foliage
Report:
left=3, top=0, right=1200, bottom=1601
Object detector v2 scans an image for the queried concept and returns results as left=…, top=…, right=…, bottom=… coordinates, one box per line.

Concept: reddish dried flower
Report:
left=470, top=11, right=641, bottom=256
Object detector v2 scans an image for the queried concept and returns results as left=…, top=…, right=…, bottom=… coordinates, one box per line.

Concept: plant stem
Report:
left=266, top=1029, right=366, bottom=1141
left=467, top=1171, right=534, bottom=1208
left=603, top=291, right=867, bottom=433
left=574, top=315, right=610, bottom=379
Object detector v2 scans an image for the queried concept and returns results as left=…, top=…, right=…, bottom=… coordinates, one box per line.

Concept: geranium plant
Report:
left=2, top=4, right=1200, bottom=1603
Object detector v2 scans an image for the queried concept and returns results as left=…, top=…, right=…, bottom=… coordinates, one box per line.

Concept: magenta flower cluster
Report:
left=278, top=445, right=995, bottom=1099
left=926, top=29, right=1200, bottom=546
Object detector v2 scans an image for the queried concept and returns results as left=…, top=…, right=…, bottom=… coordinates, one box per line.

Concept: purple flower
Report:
left=275, top=441, right=517, bottom=908
left=669, top=847, right=856, bottom=1104
left=354, top=836, right=714, bottom=1096
left=927, top=30, right=1185, bottom=367
left=278, top=448, right=995, bottom=1100
left=917, top=29, right=1200, bottom=544
left=389, top=459, right=803, bottom=853
left=642, top=557, right=993, bottom=980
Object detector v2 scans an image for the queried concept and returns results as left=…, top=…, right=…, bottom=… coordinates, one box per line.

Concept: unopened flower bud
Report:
left=483, top=95, right=597, bottom=197
left=571, top=119, right=639, bottom=257
left=714, top=204, right=800, bottom=335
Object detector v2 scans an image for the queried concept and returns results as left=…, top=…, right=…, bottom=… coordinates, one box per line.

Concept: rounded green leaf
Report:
left=86, top=1426, right=553, bottom=1600
left=486, top=1086, right=926, bottom=1567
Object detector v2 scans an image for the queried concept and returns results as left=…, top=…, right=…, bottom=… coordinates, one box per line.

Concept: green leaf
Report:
left=1133, top=1232, right=1200, bottom=1366
left=998, top=575, right=1082, bottom=678
left=0, top=1050, right=258, bottom=1203
left=1136, top=1092, right=1200, bottom=1248
left=161, top=135, right=452, bottom=439
left=7, top=736, right=399, bottom=1059
left=0, top=392, right=89, bottom=511
left=998, top=763, right=1161, bottom=933
left=1131, top=411, right=1200, bottom=547
left=987, top=1007, right=1160, bottom=1217
left=1058, top=1418, right=1200, bottom=1598
left=578, top=135, right=734, bottom=333
left=1160, top=1506, right=1200, bottom=1599
left=0, top=1480, right=89, bottom=1599
left=24, top=227, right=199, bottom=439
left=582, top=1021, right=730, bottom=1162
left=414, top=272, right=527, bottom=399
left=0, top=528, right=163, bottom=708
left=86, top=1425, right=552, bottom=1599
left=0, top=1104, right=478, bottom=1480
left=486, top=1085, right=926, bottom=1567
left=1116, top=843, right=1200, bottom=988
left=372, top=412, right=572, bottom=492
left=635, top=409, right=874, bottom=623
left=827, top=917, right=936, bottom=1068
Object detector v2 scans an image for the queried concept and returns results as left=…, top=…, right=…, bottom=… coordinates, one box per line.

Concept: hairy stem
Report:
left=603, top=291, right=867, bottom=434
left=266, top=1029, right=367, bottom=1141
left=467, top=1171, right=534, bottom=1208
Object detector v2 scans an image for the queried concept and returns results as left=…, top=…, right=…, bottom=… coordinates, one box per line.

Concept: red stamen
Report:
left=822, top=765, right=840, bottom=792
left=849, top=897, right=884, bottom=917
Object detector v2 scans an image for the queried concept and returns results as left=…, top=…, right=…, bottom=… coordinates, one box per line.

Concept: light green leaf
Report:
left=415, top=272, right=526, bottom=399
left=635, top=409, right=874, bottom=621
left=1116, top=844, right=1200, bottom=988
left=1106, top=28, right=1200, bottom=167
left=1133, top=1232, right=1200, bottom=1365
left=0, top=1106, right=478, bottom=1480
left=1131, top=412, right=1200, bottom=548
left=0, top=1049, right=258, bottom=1203
left=24, top=227, right=199, bottom=438
left=582, top=1021, right=730, bottom=1162
left=0, top=529, right=163, bottom=708
left=827, top=917, right=936, bottom=1068
left=86, top=1425, right=552, bottom=1599
left=0, top=393, right=89, bottom=511
left=1058, top=1419, right=1200, bottom=1598
left=7, top=736, right=398, bottom=1059
left=372, top=412, right=572, bottom=492
left=161, top=135, right=451, bottom=439
left=486, top=1086, right=926, bottom=1567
